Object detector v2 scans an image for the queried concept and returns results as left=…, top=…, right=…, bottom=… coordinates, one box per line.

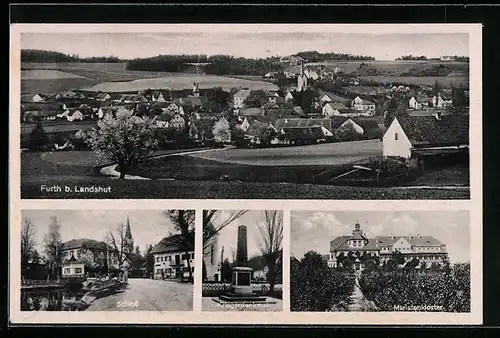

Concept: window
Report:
left=63, top=268, right=71, bottom=274
left=191, top=253, right=194, bottom=259
left=74, top=268, right=82, bottom=274
left=191, top=267, right=194, bottom=273
left=394, top=133, right=398, bottom=140
left=156, top=257, right=160, bottom=262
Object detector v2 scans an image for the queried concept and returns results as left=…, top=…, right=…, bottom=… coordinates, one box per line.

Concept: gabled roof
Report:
left=62, top=238, right=112, bottom=251
left=374, top=236, right=445, bottom=248
left=234, top=89, right=252, bottom=98
left=239, top=107, right=264, bottom=116
left=282, top=126, right=326, bottom=141
left=396, top=114, right=469, bottom=147
left=321, top=92, right=352, bottom=105
left=150, top=234, right=192, bottom=254
left=338, top=108, right=359, bottom=115
left=245, top=120, right=273, bottom=137
left=158, top=110, right=184, bottom=122
left=352, top=118, right=380, bottom=131
left=331, top=116, right=350, bottom=129
left=324, top=102, right=348, bottom=110
left=176, top=96, right=203, bottom=107
left=275, top=118, right=334, bottom=131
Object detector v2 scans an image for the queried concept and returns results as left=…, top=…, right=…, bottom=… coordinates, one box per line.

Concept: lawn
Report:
left=22, top=69, right=89, bottom=80
left=190, top=140, right=383, bottom=166
left=405, top=165, right=470, bottom=186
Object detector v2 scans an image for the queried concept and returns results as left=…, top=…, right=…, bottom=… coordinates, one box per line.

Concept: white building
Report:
left=150, top=234, right=195, bottom=280
left=233, top=89, right=252, bottom=109
left=203, top=233, right=222, bottom=282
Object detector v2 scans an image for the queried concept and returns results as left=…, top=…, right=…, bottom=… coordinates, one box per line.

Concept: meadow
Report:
left=359, top=75, right=469, bottom=89
left=21, top=62, right=279, bottom=93
left=308, top=60, right=469, bottom=74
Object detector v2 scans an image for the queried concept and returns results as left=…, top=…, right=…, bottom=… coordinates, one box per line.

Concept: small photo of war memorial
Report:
left=20, top=32, right=470, bottom=200
left=202, top=210, right=283, bottom=311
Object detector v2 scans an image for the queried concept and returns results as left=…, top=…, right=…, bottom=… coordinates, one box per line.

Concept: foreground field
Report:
left=191, top=140, right=382, bottom=166
left=21, top=176, right=470, bottom=200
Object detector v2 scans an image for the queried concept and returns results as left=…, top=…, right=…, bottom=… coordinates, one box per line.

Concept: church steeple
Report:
left=352, top=221, right=363, bottom=236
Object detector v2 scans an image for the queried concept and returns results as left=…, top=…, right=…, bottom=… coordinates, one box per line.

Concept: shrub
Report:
left=358, top=263, right=470, bottom=312
left=27, top=122, right=49, bottom=151
left=290, top=251, right=355, bottom=311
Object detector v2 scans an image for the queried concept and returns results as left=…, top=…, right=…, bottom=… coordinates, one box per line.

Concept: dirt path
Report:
left=85, top=278, right=193, bottom=311
left=100, top=148, right=227, bottom=179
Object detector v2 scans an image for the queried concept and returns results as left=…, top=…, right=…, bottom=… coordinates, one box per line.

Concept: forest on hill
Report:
left=21, top=49, right=124, bottom=63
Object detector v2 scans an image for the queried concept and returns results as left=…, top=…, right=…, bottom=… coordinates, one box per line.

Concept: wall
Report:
left=382, top=118, right=412, bottom=159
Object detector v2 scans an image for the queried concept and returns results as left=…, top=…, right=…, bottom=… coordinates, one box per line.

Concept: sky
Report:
left=21, top=210, right=183, bottom=257
left=212, top=210, right=281, bottom=261
left=21, top=32, right=469, bottom=61
left=291, top=210, right=470, bottom=263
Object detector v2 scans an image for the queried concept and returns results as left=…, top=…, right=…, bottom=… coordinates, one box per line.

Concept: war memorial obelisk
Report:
left=216, top=225, right=269, bottom=303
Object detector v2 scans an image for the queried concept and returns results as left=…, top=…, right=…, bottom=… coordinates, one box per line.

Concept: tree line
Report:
left=126, top=54, right=283, bottom=75
left=295, top=51, right=375, bottom=62
left=21, top=49, right=123, bottom=63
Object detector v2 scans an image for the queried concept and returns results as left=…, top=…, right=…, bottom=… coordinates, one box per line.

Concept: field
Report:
left=22, top=69, right=88, bottom=80
left=359, top=75, right=469, bottom=89
left=308, top=60, right=469, bottom=74
left=191, top=140, right=383, bottom=166
left=21, top=121, right=98, bottom=135
left=21, top=62, right=279, bottom=94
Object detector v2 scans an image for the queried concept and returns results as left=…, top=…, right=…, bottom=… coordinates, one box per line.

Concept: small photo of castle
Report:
left=20, top=209, right=195, bottom=312
left=202, top=210, right=283, bottom=311
left=291, top=210, right=471, bottom=313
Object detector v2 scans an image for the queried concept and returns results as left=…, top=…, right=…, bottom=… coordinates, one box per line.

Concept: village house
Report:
left=318, top=92, right=352, bottom=106
left=247, top=250, right=283, bottom=282
left=156, top=110, right=186, bottom=130
left=61, top=255, right=86, bottom=278
left=281, top=126, right=332, bottom=145
left=327, top=222, right=448, bottom=272
left=351, top=96, right=376, bottom=115
left=31, top=93, right=49, bottom=103
left=322, top=102, right=349, bottom=117
left=233, top=89, right=252, bottom=110
left=382, top=113, right=469, bottom=159
left=96, top=92, right=112, bottom=102
left=61, top=238, right=120, bottom=277
left=275, top=118, right=335, bottom=135
left=244, top=120, right=278, bottom=145
left=236, top=107, right=265, bottom=121
left=150, top=234, right=194, bottom=280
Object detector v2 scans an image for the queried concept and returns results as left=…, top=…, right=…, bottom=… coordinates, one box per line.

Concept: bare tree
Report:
left=165, top=210, right=195, bottom=282
left=203, top=210, right=248, bottom=251
left=43, top=216, right=63, bottom=281
left=21, top=218, right=37, bottom=281
left=258, top=210, right=283, bottom=293
left=109, top=222, right=134, bottom=268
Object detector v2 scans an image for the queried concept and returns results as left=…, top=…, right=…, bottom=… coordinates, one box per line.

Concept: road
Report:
left=85, top=278, right=193, bottom=311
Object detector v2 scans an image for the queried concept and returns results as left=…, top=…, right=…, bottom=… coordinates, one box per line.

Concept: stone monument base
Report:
left=218, top=293, right=268, bottom=302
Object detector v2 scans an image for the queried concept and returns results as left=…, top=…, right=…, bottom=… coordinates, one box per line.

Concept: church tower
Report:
left=193, top=82, right=200, bottom=97
left=297, top=60, right=308, bottom=91
left=352, top=221, right=363, bottom=236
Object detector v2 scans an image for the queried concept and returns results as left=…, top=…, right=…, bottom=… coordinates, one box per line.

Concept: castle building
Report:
left=327, top=222, right=448, bottom=271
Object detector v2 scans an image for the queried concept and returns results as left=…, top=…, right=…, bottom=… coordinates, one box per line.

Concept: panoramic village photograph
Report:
left=19, top=29, right=470, bottom=199
left=202, top=210, right=283, bottom=311
left=290, top=210, right=471, bottom=313
left=20, top=209, right=195, bottom=311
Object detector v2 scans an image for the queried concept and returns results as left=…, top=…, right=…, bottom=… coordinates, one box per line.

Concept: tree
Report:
left=109, top=220, right=135, bottom=267
left=85, top=108, right=159, bottom=179
left=43, top=216, right=63, bottom=281
left=231, top=126, right=248, bottom=148
left=21, top=218, right=37, bottom=281
left=204, top=87, right=231, bottom=113
left=300, top=88, right=319, bottom=114
left=27, top=122, right=49, bottom=151
left=165, top=210, right=195, bottom=282
left=212, top=118, right=231, bottom=144
left=243, top=90, right=268, bottom=108
left=384, top=99, right=406, bottom=129
left=203, top=210, right=248, bottom=252
left=432, top=80, right=440, bottom=97
left=145, top=244, right=155, bottom=278
left=221, top=258, right=233, bottom=282
left=258, top=210, right=283, bottom=292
